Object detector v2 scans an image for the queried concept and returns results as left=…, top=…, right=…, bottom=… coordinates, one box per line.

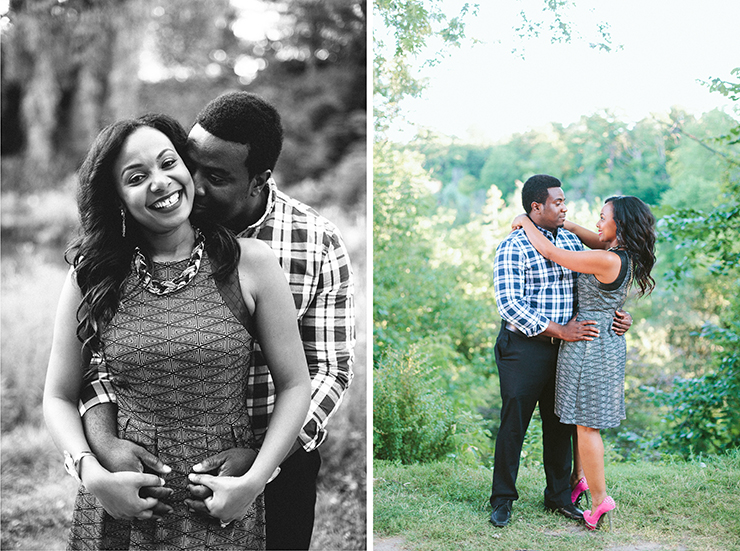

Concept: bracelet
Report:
left=63, top=450, right=97, bottom=483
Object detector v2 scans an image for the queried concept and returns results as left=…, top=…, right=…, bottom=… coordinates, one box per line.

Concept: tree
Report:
left=1, top=0, right=234, bottom=190
left=655, top=69, right=740, bottom=454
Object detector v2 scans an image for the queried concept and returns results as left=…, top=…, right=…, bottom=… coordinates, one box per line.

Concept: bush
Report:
left=373, top=346, right=490, bottom=464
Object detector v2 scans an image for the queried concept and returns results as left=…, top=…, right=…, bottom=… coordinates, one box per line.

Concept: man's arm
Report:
left=295, top=229, right=355, bottom=452
left=80, top=358, right=173, bottom=516
left=494, top=237, right=553, bottom=336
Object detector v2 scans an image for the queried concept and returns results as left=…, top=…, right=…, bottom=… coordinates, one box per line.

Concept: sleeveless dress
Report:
left=67, top=252, right=266, bottom=551
left=554, top=250, right=631, bottom=430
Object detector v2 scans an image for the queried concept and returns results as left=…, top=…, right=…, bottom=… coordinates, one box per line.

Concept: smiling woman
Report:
left=115, top=126, right=195, bottom=247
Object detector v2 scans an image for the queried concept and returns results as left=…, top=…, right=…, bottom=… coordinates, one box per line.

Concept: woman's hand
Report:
left=511, top=214, right=530, bottom=231
left=188, top=472, right=265, bottom=525
left=83, top=460, right=167, bottom=520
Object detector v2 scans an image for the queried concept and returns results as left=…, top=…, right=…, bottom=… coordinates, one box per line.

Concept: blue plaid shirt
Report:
left=494, top=224, right=583, bottom=337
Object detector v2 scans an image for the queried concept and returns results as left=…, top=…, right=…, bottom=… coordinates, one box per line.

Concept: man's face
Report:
left=530, top=187, right=567, bottom=231
left=187, top=123, right=261, bottom=232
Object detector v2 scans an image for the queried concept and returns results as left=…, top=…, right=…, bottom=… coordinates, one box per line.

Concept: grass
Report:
left=373, top=453, right=740, bottom=551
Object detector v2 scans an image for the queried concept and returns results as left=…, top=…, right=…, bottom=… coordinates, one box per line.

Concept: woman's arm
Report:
left=43, top=268, right=167, bottom=520
left=192, top=239, right=311, bottom=523
left=512, top=214, right=621, bottom=282
left=563, top=219, right=608, bottom=250
left=239, top=239, right=311, bottom=481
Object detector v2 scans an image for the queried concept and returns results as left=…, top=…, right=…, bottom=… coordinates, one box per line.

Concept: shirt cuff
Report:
left=77, top=381, right=117, bottom=416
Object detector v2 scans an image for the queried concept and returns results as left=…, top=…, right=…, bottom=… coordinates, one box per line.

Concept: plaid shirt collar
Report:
left=239, top=178, right=277, bottom=238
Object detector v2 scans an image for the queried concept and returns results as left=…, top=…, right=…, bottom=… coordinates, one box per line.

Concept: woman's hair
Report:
left=68, top=113, right=240, bottom=353
left=605, top=195, right=656, bottom=296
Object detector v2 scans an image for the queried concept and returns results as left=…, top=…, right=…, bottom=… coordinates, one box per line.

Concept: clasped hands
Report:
left=92, top=439, right=260, bottom=525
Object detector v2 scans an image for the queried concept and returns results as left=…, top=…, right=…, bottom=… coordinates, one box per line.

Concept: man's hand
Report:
left=185, top=448, right=258, bottom=518
left=97, top=438, right=174, bottom=517
left=612, top=309, right=632, bottom=336
left=557, top=315, right=600, bottom=342
left=83, top=404, right=173, bottom=517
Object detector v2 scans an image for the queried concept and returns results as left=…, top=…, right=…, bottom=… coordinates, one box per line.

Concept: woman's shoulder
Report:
left=236, top=238, right=281, bottom=275
left=237, top=237, right=274, bottom=258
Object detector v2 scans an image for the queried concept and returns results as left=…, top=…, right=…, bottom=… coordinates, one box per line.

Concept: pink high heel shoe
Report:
left=571, top=477, right=590, bottom=507
left=583, top=496, right=616, bottom=531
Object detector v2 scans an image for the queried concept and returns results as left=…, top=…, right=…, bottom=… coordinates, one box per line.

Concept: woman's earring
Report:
left=120, top=208, right=126, bottom=237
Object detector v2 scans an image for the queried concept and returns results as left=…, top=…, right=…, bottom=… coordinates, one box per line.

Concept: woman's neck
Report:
left=142, top=224, right=196, bottom=262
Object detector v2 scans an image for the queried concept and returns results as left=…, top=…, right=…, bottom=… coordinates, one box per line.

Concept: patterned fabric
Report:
left=68, top=254, right=265, bottom=550
left=80, top=179, right=356, bottom=452
left=555, top=250, right=632, bottom=429
left=132, top=227, right=204, bottom=295
left=494, top=225, right=583, bottom=336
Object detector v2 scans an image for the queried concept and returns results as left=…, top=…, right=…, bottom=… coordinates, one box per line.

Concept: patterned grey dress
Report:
left=67, top=252, right=265, bottom=550
left=554, top=250, right=631, bottom=430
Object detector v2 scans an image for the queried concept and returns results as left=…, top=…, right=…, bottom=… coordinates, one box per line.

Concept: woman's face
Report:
left=596, top=201, right=618, bottom=244
left=113, top=127, right=194, bottom=235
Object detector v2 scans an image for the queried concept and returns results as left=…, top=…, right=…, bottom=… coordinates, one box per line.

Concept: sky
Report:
left=387, top=0, right=740, bottom=143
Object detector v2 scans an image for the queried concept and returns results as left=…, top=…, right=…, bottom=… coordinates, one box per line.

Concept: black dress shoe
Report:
left=490, top=502, right=512, bottom=527
left=545, top=502, right=583, bottom=521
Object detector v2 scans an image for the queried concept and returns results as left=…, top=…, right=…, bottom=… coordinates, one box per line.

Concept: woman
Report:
left=43, top=114, right=311, bottom=550
left=512, top=195, right=655, bottom=530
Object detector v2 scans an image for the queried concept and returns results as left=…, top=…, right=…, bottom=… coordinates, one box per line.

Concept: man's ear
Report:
left=249, top=170, right=272, bottom=197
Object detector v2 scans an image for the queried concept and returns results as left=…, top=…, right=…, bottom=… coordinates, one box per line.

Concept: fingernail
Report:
left=163, top=465, right=172, bottom=473
left=192, top=463, right=202, bottom=471
left=159, top=477, right=166, bottom=485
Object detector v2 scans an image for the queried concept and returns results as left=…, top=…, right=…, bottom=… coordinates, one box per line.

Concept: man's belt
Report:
left=505, top=323, right=560, bottom=346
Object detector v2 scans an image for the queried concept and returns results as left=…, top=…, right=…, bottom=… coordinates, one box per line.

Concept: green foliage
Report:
left=373, top=142, right=499, bottom=364
left=408, top=110, right=738, bottom=216
left=373, top=347, right=490, bottom=464
left=648, top=72, right=740, bottom=455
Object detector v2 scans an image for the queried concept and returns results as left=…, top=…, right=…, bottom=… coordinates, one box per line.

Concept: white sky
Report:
left=387, top=0, right=740, bottom=143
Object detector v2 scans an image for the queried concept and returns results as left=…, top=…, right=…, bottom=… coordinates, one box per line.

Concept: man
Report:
left=79, top=91, right=356, bottom=550
left=489, top=174, right=630, bottom=527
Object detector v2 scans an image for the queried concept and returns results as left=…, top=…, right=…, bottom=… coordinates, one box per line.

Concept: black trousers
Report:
left=490, top=326, right=572, bottom=508
left=265, top=447, right=321, bottom=550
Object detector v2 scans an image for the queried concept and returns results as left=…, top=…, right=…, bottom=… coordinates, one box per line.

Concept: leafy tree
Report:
left=653, top=69, right=740, bottom=454
left=661, top=109, right=736, bottom=212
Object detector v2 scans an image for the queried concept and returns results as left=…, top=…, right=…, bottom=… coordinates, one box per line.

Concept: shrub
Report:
left=373, top=346, right=489, bottom=464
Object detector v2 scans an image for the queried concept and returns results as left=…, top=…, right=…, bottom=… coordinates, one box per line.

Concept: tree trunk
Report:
left=21, top=45, right=60, bottom=188
left=104, top=0, right=149, bottom=121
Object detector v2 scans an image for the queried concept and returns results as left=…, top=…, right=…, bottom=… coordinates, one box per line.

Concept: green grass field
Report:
left=373, top=455, right=740, bottom=551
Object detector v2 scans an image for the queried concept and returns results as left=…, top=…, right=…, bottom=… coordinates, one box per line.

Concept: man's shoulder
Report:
left=557, top=228, right=583, bottom=249
left=274, top=190, right=342, bottom=235
left=497, top=229, right=530, bottom=252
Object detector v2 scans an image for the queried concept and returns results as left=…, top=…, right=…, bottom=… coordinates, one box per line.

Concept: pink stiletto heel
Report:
left=571, top=477, right=590, bottom=507
left=583, top=496, right=616, bottom=531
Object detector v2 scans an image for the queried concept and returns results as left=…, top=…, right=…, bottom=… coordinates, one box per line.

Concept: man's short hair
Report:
left=521, top=174, right=562, bottom=213
left=194, top=91, right=284, bottom=178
